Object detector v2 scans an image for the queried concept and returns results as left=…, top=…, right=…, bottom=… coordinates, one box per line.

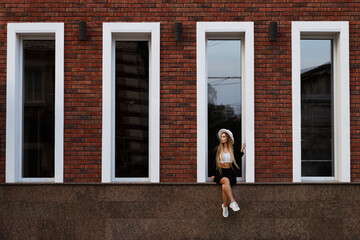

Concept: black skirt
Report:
left=214, top=168, right=237, bottom=187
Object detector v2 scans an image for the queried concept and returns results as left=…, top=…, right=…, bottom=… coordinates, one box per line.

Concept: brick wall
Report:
left=0, top=0, right=359, bottom=183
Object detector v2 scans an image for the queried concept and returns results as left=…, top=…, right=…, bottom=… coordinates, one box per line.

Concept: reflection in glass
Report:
left=301, top=39, right=333, bottom=177
left=23, top=40, right=55, bottom=178
left=207, top=40, right=242, bottom=178
left=115, top=41, right=149, bottom=178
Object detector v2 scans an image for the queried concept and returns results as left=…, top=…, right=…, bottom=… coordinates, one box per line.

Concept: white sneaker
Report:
left=229, top=201, right=240, bottom=212
left=222, top=204, right=229, bottom=218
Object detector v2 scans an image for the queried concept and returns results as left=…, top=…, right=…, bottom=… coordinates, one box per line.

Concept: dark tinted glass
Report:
left=207, top=40, right=242, bottom=178
left=301, top=39, right=333, bottom=177
left=23, top=40, right=55, bottom=178
left=115, top=41, right=149, bottom=178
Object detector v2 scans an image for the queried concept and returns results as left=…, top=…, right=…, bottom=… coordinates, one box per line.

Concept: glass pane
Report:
left=23, top=40, right=55, bottom=178
left=207, top=40, right=242, bottom=178
left=115, top=41, right=149, bottom=178
left=301, top=39, right=333, bottom=177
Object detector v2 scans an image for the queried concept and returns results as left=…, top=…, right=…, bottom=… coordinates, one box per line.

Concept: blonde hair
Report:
left=215, top=132, right=240, bottom=173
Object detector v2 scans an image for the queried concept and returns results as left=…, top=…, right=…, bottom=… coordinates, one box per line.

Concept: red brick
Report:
left=0, top=1, right=360, bottom=183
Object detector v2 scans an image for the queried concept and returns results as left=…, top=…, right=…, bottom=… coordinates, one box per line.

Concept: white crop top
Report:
left=219, top=152, right=232, bottom=164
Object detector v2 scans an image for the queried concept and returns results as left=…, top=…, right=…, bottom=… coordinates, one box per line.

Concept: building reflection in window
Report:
left=301, top=39, right=333, bottom=177
left=115, top=41, right=149, bottom=178
left=23, top=40, right=55, bottom=178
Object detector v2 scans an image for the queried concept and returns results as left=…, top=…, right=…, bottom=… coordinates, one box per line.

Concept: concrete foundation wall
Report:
left=1, top=183, right=360, bottom=239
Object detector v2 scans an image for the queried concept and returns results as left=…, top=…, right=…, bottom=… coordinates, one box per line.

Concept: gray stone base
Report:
left=1, top=183, right=360, bottom=239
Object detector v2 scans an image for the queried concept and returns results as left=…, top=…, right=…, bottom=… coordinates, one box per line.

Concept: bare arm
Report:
left=240, top=143, right=246, bottom=153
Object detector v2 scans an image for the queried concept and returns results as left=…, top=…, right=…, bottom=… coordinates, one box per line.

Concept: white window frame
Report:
left=6, top=23, right=64, bottom=183
left=292, top=21, right=350, bottom=182
left=102, top=22, right=160, bottom=183
left=197, top=22, right=255, bottom=183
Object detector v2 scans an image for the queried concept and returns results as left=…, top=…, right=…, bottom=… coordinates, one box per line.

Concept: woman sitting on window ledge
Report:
left=209, top=128, right=246, bottom=218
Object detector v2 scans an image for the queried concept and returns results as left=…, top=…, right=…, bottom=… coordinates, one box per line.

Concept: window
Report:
left=207, top=39, right=243, bottom=180
left=6, top=23, right=64, bottom=183
left=292, top=22, right=350, bottom=182
left=301, top=39, right=333, bottom=177
left=197, top=22, right=254, bottom=183
left=102, top=23, right=160, bottom=182
left=23, top=40, right=55, bottom=178
left=115, top=41, right=149, bottom=178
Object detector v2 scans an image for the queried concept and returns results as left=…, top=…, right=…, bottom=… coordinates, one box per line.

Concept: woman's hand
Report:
left=209, top=176, right=215, bottom=182
left=240, top=143, right=246, bottom=153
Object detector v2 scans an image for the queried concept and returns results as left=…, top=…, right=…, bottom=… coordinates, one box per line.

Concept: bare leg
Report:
left=220, top=177, right=235, bottom=206
left=222, top=187, right=228, bottom=207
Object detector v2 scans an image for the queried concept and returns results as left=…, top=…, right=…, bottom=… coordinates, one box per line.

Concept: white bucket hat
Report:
left=218, top=129, right=234, bottom=144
